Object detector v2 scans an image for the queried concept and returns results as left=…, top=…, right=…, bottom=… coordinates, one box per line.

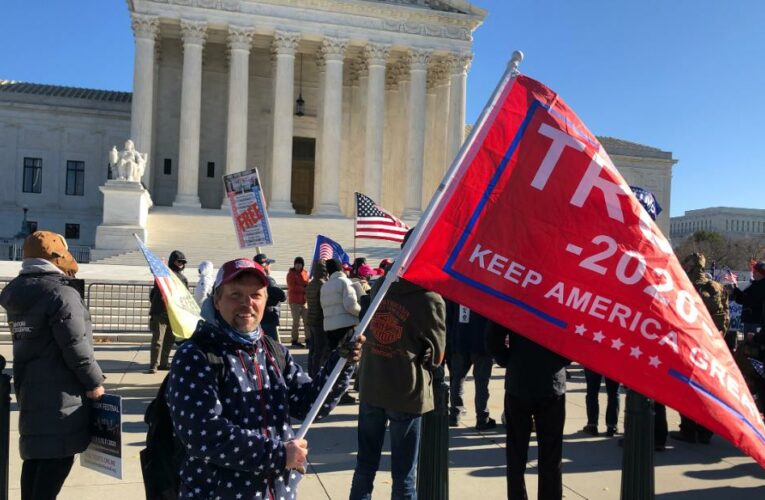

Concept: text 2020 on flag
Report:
left=355, top=192, right=409, bottom=243
left=400, top=74, right=765, bottom=467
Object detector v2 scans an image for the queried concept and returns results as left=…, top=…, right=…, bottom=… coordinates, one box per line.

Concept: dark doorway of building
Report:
left=291, top=137, right=315, bottom=215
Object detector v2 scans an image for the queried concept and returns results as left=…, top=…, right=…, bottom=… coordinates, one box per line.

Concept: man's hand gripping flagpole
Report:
left=294, top=51, right=526, bottom=440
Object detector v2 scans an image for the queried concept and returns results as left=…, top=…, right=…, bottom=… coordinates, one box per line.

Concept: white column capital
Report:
left=227, top=25, right=255, bottom=52
left=447, top=52, right=473, bottom=75
left=131, top=13, right=159, bottom=40
left=404, top=48, right=433, bottom=71
left=320, top=36, right=348, bottom=62
left=272, top=30, right=301, bottom=56
left=180, top=20, right=208, bottom=47
left=364, top=43, right=391, bottom=67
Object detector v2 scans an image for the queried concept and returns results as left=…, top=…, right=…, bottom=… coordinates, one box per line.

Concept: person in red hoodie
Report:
left=287, top=256, right=310, bottom=347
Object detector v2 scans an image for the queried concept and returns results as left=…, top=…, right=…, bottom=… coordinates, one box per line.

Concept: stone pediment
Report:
left=364, top=0, right=480, bottom=15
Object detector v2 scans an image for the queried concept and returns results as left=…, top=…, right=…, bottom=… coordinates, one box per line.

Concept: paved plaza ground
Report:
left=0, top=341, right=763, bottom=499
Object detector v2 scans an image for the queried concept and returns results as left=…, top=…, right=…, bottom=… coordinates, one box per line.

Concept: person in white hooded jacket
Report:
left=193, top=260, right=215, bottom=306
left=320, top=258, right=360, bottom=352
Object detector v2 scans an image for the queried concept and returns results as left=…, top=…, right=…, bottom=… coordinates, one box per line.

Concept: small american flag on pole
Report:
left=355, top=192, right=409, bottom=243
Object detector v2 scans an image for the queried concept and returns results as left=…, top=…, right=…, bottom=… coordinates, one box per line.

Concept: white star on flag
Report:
left=575, top=324, right=587, bottom=335
left=611, top=338, right=624, bottom=350
left=629, top=346, right=642, bottom=359
left=649, top=356, right=662, bottom=368
left=592, top=331, right=605, bottom=343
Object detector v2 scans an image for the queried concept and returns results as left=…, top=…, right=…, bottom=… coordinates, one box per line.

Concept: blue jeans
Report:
left=350, top=402, right=422, bottom=500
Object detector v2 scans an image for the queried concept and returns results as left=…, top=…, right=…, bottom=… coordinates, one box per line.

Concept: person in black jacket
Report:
left=732, top=261, right=765, bottom=334
left=487, top=321, right=570, bottom=500
left=254, top=252, right=286, bottom=342
left=147, top=249, right=188, bottom=373
left=0, top=231, right=105, bottom=500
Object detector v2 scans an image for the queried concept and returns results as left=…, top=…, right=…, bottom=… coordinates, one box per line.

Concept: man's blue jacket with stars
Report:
left=166, top=299, right=355, bottom=499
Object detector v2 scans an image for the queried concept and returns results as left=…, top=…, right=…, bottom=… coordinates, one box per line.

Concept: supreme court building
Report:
left=129, top=0, right=486, bottom=217
left=0, top=1, right=676, bottom=248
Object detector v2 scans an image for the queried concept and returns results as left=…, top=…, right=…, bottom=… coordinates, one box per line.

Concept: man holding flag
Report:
left=389, top=61, right=765, bottom=471
left=165, top=257, right=365, bottom=499
left=279, top=55, right=765, bottom=500
left=146, top=249, right=188, bottom=373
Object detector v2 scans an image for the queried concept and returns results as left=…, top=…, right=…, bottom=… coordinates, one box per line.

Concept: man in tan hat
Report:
left=0, top=231, right=105, bottom=499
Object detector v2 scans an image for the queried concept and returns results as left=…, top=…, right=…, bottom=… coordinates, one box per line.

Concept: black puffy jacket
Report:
left=0, top=271, right=105, bottom=459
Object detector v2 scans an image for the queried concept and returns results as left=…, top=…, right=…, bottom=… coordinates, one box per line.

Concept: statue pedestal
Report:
left=94, top=180, right=153, bottom=253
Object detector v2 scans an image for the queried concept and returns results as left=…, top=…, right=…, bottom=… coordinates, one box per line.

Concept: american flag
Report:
left=721, top=269, right=738, bottom=285
left=355, top=192, right=409, bottom=243
left=135, top=235, right=200, bottom=339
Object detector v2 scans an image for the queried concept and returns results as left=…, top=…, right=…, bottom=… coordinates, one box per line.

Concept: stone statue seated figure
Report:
left=109, top=140, right=148, bottom=182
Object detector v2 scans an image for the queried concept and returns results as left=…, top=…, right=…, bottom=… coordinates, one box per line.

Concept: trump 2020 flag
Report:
left=311, top=235, right=351, bottom=268
left=399, top=73, right=765, bottom=466
left=134, top=235, right=201, bottom=340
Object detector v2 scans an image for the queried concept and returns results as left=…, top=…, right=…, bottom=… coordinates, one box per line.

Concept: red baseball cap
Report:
left=214, top=258, right=268, bottom=289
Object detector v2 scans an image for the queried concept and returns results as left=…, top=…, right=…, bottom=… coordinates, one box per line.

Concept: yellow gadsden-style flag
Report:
left=134, top=235, right=201, bottom=339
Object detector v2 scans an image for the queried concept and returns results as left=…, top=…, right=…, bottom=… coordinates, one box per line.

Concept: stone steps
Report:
left=92, top=206, right=404, bottom=272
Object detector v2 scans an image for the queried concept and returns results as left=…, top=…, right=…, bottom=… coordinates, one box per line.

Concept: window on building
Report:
left=164, top=158, right=172, bottom=175
left=65, top=160, right=85, bottom=196
left=26, top=221, right=38, bottom=234
left=65, top=223, right=80, bottom=240
left=22, top=157, right=42, bottom=193
left=207, top=162, right=215, bottom=178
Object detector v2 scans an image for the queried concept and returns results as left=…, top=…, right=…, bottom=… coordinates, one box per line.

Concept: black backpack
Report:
left=140, top=334, right=287, bottom=500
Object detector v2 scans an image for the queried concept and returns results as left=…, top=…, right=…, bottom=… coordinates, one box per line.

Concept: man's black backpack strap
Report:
left=140, top=340, right=225, bottom=500
left=261, top=334, right=287, bottom=375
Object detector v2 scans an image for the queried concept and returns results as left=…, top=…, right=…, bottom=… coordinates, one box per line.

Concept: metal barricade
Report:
left=86, top=282, right=154, bottom=333
left=0, top=279, right=303, bottom=339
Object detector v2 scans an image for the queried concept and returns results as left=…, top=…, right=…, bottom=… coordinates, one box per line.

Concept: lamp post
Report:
left=295, top=53, right=305, bottom=116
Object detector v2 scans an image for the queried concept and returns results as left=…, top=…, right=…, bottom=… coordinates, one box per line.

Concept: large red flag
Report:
left=400, top=73, right=765, bottom=467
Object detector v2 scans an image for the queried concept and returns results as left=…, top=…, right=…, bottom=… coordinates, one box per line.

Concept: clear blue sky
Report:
left=1, top=0, right=763, bottom=216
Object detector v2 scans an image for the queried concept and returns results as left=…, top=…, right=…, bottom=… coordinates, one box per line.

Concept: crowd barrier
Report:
left=0, top=280, right=301, bottom=340
left=0, top=241, right=90, bottom=263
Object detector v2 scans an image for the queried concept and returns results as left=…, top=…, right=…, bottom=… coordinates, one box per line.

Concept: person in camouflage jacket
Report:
left=671, top=252, right=729, bottom=444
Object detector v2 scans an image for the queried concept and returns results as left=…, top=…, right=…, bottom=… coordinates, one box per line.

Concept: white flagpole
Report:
left=295, top=51, right=525, bottom=440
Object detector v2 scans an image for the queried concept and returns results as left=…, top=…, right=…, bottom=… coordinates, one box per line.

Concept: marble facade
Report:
left=129, top=0, right=487, bottom=217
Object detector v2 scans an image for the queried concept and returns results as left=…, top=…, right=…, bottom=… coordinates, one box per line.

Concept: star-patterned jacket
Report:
left=166, top=312, right=354, bottom=499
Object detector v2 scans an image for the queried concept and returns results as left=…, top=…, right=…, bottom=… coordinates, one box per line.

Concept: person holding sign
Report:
left=165, top=258, right=364, bottom=499
left=0, top=231, right=105, bottom=500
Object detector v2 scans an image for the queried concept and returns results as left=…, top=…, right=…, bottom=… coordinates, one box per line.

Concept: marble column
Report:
left=173, top=20, right=207, bottom=208
left=446, top=52, right=472, bottom=166
left=434, top=62, right=452, bottom=173
left=315, top=37, right=347, bottom=215
left=129, top=14, right=159, bottom=188
left=221, top=26, right=255, bottom=209
left=363, top=43, right=390, bottom=202
left=269, top=31, right=301, bottom=214
left=402, top=49, right=431, bottom=219
left=312, top=54, right=326, bottom=210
